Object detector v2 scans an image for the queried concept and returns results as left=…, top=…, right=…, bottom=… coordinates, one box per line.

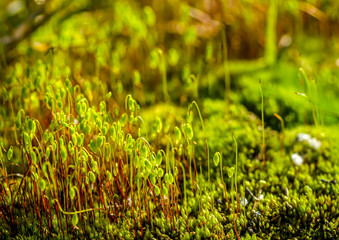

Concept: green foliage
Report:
left=0, top=0, right=338, bottom=239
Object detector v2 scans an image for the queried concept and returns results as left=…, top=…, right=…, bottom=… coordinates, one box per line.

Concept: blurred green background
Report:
left=1, top=0, right=339, bottom=129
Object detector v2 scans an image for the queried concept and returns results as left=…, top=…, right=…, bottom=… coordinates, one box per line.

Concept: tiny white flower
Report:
left=308, top=138, right=321, bottom=150
left=296, top=133, right=311, bottom=142
left=74, top=118, right=79, bottom=125
left=291, top=153, right=303, bottom=166
left=259, top=194, right=264, bottom=200
left=240, top=197, right=248, bottom=206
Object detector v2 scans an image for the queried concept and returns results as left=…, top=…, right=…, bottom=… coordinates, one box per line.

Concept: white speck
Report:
left=259, top=194, right=264, bottom=200
left=291, top=153, right=303, bottom=166
left=296, top=133, right=321, bottom=150
left=127, top=196, right=132, bottom=207
left=240, top=197, right=248, bottom=206
left=296, top=133, right=311, bottom=142
left=279, top=34, right=292, bottom=48
left=74, top=118, right=78, bottom=125
left=308, top=138, right=321, bottom=150
left=336, top=58, right=339, bottom=67
left=296, top=92, right=306, bottom=97
left=34, top=0, right=46, bottom=5
left=7, top=0, right=24, bottom=16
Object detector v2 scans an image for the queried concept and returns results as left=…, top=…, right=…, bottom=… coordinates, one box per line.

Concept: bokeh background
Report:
left=1, top=0, right=339, bottom=128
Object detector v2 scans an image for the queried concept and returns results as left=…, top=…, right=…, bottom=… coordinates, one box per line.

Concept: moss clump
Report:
left=1, top=0, right=339, bottom=239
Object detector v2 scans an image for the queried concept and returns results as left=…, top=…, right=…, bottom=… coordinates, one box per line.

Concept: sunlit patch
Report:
left=34, top=0, right=46, bottom=5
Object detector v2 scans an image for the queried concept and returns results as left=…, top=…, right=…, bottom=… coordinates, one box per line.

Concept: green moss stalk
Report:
left=259, top=79, right=266, bottom=167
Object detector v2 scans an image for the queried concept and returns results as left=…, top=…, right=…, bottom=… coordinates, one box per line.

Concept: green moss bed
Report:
left=1, top=0, right=339, bottom=239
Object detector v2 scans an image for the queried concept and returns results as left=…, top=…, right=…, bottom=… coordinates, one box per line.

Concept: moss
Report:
left=1, top=0, right=339, bottom=239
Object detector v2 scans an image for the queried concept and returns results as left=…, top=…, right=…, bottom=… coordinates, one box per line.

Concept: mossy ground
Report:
left=1, top=0, right=339, bottom=239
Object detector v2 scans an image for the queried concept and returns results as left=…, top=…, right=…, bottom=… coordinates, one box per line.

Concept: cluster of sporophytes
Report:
left=1, top=72, right=338, bottom=239
left=0, top=76, right=239, bottom=239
